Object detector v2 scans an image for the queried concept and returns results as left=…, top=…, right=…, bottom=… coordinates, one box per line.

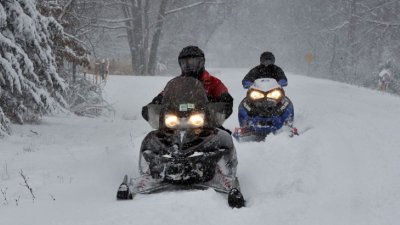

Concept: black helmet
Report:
left=260, top=51, right=275, bottom=66
left=178, top=46, right=205, bottom=59
left=178, top=46, right=205, bottom=78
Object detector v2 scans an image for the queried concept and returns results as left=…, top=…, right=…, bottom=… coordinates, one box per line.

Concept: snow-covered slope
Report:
left=1, top=69, right=400, bottom=225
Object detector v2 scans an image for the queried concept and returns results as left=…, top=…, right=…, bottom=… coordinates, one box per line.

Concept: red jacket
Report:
left=152, top=70, right=229, bottom=102
left=196, top=70, right=229, bottom=99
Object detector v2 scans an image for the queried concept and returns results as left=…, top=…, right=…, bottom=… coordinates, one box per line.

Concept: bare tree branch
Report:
left=97, top=18, right=134, bottom=24
left=19, top=170, right=35, bottom=201
left=58, top=0, right=76, bottom=21
left=165, top=1, right=205, bottom=15
left=361, top=18, right=400, bottom=27
left=90, top=24, right=133, bottom=30
left=1, top=188, right=8, bottom=205
left=358, top=0, right=397, bottom=17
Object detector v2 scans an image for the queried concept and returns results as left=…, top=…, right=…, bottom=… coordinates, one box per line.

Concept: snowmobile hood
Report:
left=251, top=78, right=281, bottom=92
left=161, top=77, right=208, bottom=130
left=162, top=76, right=208, bottom=115
left=146, top=76, right=227, bottom=129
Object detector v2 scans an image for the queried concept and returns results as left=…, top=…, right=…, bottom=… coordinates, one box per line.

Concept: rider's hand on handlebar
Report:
left=278, top=79, right=288, bottom=87
left=242, top=80, right=253, bottom=89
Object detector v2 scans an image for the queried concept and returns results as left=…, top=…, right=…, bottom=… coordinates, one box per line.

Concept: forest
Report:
left=1, top=0, right=400, bottom=135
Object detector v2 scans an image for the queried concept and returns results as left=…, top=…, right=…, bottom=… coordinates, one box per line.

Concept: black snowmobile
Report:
left=116, top=76, right=245, bottom=208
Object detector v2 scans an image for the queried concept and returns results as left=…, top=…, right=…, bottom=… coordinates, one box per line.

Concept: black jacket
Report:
left=242, top=64, right=287, bottom=86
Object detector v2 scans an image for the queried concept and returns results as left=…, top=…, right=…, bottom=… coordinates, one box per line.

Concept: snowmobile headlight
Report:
left=266, top=89, right=283, bottom=100
left=165, top=114, right=179, bottom=128
left=188, top=113, right=205, bottom=127
left=249, top=90, right=265, bottom=100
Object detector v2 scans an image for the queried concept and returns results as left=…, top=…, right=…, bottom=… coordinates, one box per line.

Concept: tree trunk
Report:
left=347, top=0, right=358, bottom=82
left=147, top=0, right=169, bottom=75
left=133, top=0, right=145, bottom=74
left=72, top=62, right=77, bottom=83
left=121, top=0, right=148, bottom=75
left=121, top=0, right=137, bottom=75
left=129, top=1, right=143, bottom=74
left=329, top=34, right=338, bottom=78
left=143, top=0, right=150, bottom=74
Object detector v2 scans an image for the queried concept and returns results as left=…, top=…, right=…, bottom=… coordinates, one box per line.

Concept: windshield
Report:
left=162, top=76, right=208, bottom=115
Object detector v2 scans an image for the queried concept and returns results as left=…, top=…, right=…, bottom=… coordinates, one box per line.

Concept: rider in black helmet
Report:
left=142, top=46, right=234, bottom=133
left=178, top=46, right=205, bottom=79
left=242, top=51, right=288, bottom=88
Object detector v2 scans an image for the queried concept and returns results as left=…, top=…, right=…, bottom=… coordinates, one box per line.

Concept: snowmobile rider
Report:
left=242, top=51, right=288, bottom=88
left=141, top=45, right=234, bottom=129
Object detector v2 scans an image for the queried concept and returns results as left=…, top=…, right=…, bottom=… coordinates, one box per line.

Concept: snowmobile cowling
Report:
left=117, top=76, right=245, bottom=208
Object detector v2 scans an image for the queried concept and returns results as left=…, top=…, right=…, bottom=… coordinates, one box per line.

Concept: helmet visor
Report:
left=261, top=59, right=274, bottom=66
left=179, top=57, right=204, bottom=75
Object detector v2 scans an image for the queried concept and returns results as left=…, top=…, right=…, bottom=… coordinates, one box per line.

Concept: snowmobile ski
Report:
left=116, top=173, right=245, bottom=208
left=116, top=175, right=133, bottom=200
left=228, top=188, right=245, bottom=208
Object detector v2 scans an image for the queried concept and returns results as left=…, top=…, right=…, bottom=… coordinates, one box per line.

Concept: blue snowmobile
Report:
left=233, top=78, right=298, bottom=142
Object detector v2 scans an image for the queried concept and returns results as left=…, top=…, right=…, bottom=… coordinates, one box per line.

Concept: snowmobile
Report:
left=233, top=78, right=298, bottom=142
left=116, top=76, right=245, bottom=208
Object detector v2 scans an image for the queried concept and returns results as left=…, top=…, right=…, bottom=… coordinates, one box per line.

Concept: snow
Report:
left=1, top=69, right=400, bottom=225
left=379, top=68, right=391, bottom=77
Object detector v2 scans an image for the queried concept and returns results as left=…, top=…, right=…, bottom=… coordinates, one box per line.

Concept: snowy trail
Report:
left=1, top=69, right=400, bottom=225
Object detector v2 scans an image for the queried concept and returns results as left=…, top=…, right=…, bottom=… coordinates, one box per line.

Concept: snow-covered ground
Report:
left=1, top=69, right=400, bottom=225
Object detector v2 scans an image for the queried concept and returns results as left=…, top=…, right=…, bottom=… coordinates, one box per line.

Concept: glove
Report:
left=242, top=80, right=253, bottom=89
left=278, top=79, right=288, bottom=87
left=141, top=105, right=149, bottom=121
left=217, top=93, right=233, bottom=118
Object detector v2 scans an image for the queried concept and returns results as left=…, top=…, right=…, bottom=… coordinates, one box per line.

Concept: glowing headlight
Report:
left=249, top=90, right=265, bottom=100
left=266, top=89, right=282, bottom=100
left=188, top=113, right=205, bottom=127
left=165, top=114, right=179, bottom=128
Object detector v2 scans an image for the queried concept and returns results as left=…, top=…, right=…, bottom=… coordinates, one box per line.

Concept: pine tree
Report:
left=0, top=107, right=10, bottom=136
left=0, top=0, right=67, bottom=135
left=37, top=0, right=90, bottom=76
left=37, top=1, right=113, bottom=117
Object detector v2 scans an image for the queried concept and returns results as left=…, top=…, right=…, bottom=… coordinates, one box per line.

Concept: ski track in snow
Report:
left=1, top=69, right=400, bottom=225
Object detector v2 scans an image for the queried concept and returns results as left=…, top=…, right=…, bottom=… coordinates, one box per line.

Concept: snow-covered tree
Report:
left=37, top=0, right=90, bottom=81
left=0, top=107, right=10, bottom=136
left=0, top=0, right=67, bottom=135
